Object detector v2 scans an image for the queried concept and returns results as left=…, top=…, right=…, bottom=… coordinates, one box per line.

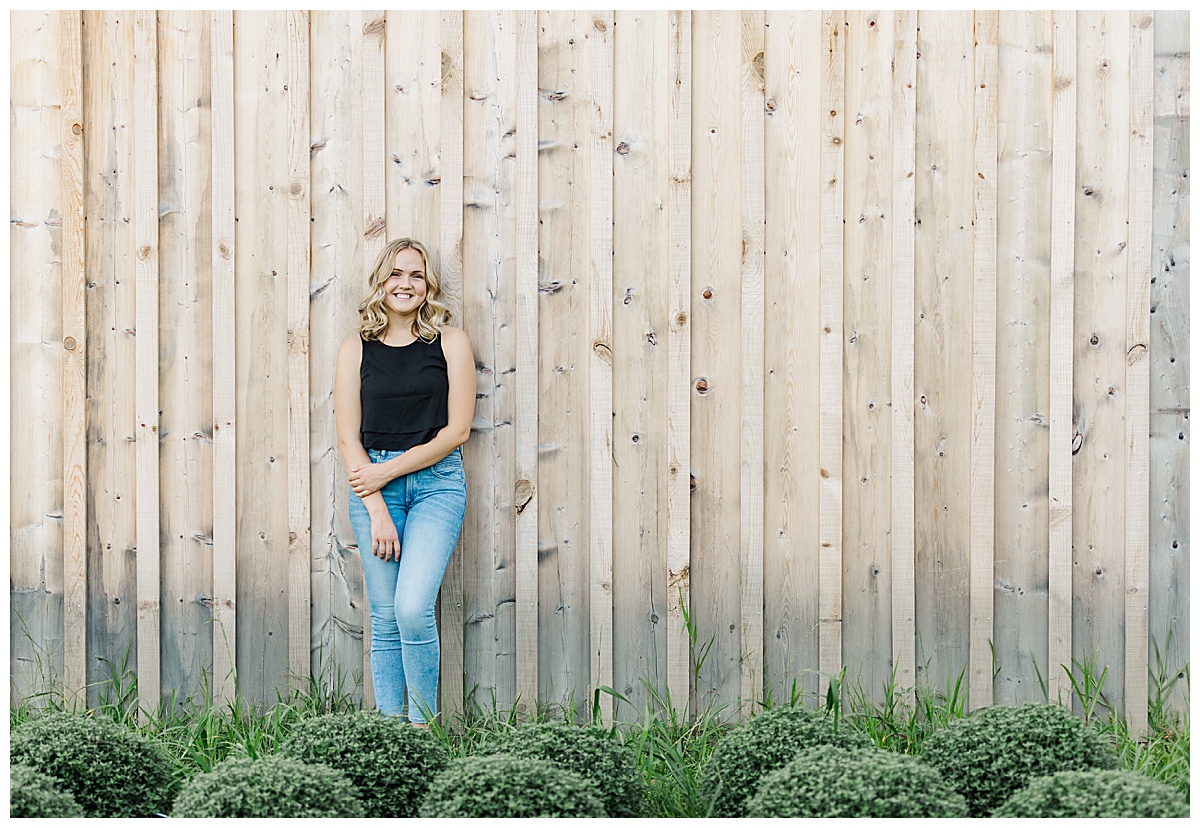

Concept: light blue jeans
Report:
left=348, top=446, right=466, bottom=723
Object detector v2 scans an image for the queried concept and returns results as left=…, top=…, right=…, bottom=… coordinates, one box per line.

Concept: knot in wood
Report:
left=218, top=243, right=231, bottom=260
left=702, top=288, right=713, bottom=300
left=615, top=142, right=631, bottom=156
left=289, top=181, right=304, bottom=198
left=137, top=244, right=152, bottom=260
left=515, top=479, right=535, bottom=513
left=64, top=336, right=77, bottom=351
left=72, top=123, right=82, bottom=135
left=694, top=377, right=709, bottom=394
left=593, top=17, right=607, bottom=33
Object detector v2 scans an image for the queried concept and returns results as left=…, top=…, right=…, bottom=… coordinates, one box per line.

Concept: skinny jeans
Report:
left=348, top=446, right=466, bottom=723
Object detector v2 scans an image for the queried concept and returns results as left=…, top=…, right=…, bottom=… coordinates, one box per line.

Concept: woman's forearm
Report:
left=377, top=426, right=465, bottom=480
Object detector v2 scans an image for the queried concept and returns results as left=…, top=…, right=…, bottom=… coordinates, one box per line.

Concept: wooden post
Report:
left=1047, top=11, right=1076, bottom=704
left=210, top=9, right=237, bottom=707
left=133, top=9, right=162, bottom=720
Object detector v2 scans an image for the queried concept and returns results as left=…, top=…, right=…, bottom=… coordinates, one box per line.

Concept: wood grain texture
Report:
left=83, top=11, right=138, bottom=707
left=763, top=10, right=822, bottom=705
left=462, top=10, right=518, bottom=710
left=691, top=10, right=743, bottom=718
left=841, top=10, right=894, bottom=701
left=286, top=10, right=312, bottom=693
left=1148, top=9, right=1189, bottom=716
left=818, top=11, right=845, bottom=701
left=309, top=10, right=366, bottom=708
left=1047, top=11, right=1076, bottom=702
left=1124, top=11, right=1153, bottom=736
left=514, top=9, right=539, bottom=710
left=438, top=9, right=467, bottom=722
left=993, top=11, right=1053, bottom=705
left=739, top=10, right=765, bottom=716
left=914, top=11, right=973, bottom=693
left=1072, top=10, right=1130, bottom=716
left=612, top=9, right=670, bottom=718
left=360, top=8, right=385, bottom=710
left=233, top=10, right=291, bottom=707
left=970, top=10, right=998, bottom=710
left=11, top=11, right=67, bottom=702
left=385, top=10, right=441, bottom=243
left=133, top=9, right=162, bottom=719
left=209, top=9, right=237, bottom=706
left=589, top=8, right=615, bottom=723
left=665, top=9, right=691, bottom=718
left=890, top=10, right=918, bottom=696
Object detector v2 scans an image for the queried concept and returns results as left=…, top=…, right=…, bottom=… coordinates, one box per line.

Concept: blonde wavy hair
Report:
left=358, top=237, right=452, bottom=342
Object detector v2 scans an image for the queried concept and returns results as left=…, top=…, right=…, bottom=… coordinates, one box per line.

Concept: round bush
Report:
left=8, top=764, right=85, bottom=818
left=419, top=754, right=606, bottom=817
left=278, top=710, right=447, bottom=817
left=994, top=769, right=1189, bottom=818
left=919, top=703, right=1119, bottom=817
left=170, top=754, right=364, bottom=818
left=478, top=721, right=645, bottom=816
left=9, top=713, right=176, bottom=817
left=698, top=705, right=871, bottom=817
left=745, top=745, right=968, bottom=818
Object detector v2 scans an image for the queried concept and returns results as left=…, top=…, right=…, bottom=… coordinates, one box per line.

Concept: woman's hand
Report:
left=370, top=511, right=401, bottom=562
left=349, top=461, right=392, bottom=498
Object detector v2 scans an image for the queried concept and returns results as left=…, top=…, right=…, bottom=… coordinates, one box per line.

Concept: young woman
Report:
left=334, top=237, right=475, bottom=725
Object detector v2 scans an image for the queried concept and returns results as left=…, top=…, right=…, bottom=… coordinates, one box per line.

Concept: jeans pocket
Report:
left=429, top=450, right=464, bottom=480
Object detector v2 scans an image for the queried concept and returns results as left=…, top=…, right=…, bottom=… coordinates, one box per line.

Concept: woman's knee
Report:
left=393, top=598, right=436, bottom=640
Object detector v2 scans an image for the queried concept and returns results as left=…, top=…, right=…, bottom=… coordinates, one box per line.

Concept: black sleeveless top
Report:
left=359, top=335, right=448, bottom=450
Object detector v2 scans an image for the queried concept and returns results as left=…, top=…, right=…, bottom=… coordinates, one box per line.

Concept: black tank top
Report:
left=359, top=334, right=448, bottom=450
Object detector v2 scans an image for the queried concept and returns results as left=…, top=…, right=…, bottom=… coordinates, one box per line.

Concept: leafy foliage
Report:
left=170, top=754, right=364, bottom=818
left=697, top=704, right=871, bottom=817
left=478, top=720, right=645, bottom=816
left=9, top=712, right=176, bottom=817
left=919, top=703, right=1119, bottom=816
left=278, top=710, right=447, bottom=817
left=8, top=764, right=84, bottom=818
left=994, top=769, right=1188, bottom=818
left=419, top=754, right=606, bottom=817
left=745, top=744, right=968, bottom=818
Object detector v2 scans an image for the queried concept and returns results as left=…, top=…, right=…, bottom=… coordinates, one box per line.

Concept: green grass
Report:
left=10, top=651, right=1189, bottom=817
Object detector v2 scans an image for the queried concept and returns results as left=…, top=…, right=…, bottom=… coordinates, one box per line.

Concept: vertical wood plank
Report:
left=310, top=10, right=366, bottom=707
left=158, top=10, right=214, bottom=712
left=1124, top=11, right=1154, bottom=737
left=514, top=8, right=539, bottom=710
left=1047, top=10, right=1077, bottom=703
left=913, top=11, right=974, bottom=693
left=438, top=8, right=467, bottom=723
left=1073, top=10, right=1130, bottom=716
left=360, top=9, right=385, bottom=710
left=210, top=9, right=237, bottom=707
left=841, top=9, right=894, bottom=700
left=665, top=9, right=691, bottom=717
left=286, top=9, right=312, bottom=693
left=612, top=10, right=670, bottom=718
left=133, top=9, right=162, bottom=719
left=890, top=10, right=918, bottom=696
left=818, top=10, right=845, bottom=701
left=691, top=10, right=743, bottom=717
left=462, top=9, right=519, bottom=710
left=739, top=10, right=765, bottom=716
left=589, top=9, right=616, bottom=722
left=970, top=10, right=998, bottom=710
left=385, top=11, right=441, bottom=243
left=11, top=11, right=67, bottom=702
left=993, top=11, right=1054, bottom=705
left=233, top=10, right=291, bottom=707
left=1148, top=9, right=1189, bottom=716
left=83, top=10, right=138, bottom=707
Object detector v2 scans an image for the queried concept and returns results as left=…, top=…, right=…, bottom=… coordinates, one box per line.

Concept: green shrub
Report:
left=745, top=745, right=968, bottom=818
left=478, top=721, right=645, bottom=816
left=170, top=754, right=364, bottom=817
left=9, top=713, right=176, bottom=817
left=698, top=705, right=871, bottom=817
left=278, top=710, right=447, bottom=817
left=919, top=703, right=1119, bottom=817
left=994, top=769, right=1189, bottom=818
left=419, top=754, right=606, bottom=817
left=8, top=764, right=85, bottom=818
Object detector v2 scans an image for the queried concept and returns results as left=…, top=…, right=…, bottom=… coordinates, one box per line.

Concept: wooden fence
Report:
left=10, top=11, right=1189, bottom=733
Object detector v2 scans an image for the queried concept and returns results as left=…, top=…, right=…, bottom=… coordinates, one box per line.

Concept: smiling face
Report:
left=382, top=247, right=428, bottom=317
